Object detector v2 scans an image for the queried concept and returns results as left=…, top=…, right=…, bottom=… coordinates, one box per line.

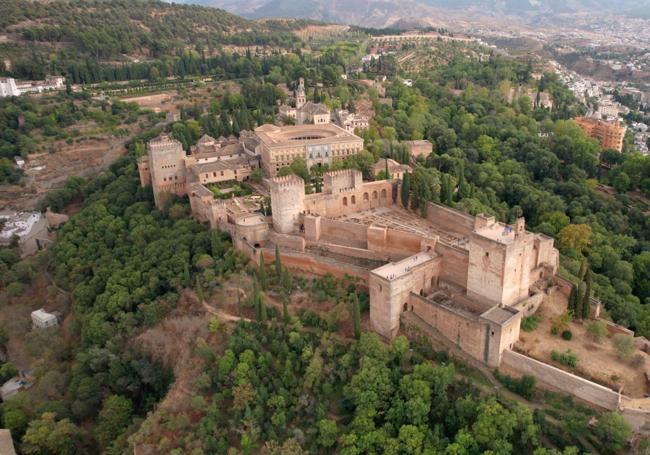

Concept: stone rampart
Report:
left=408, top=293, right=486, bottom=362
left=435, top=243, right=469, bottom=288
left=426, top=202, right=474, bottom=237
left=501, top=350, right=620, bottom=410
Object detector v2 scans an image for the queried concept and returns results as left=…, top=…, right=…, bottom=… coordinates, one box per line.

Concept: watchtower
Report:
left=147, top=134, right=187, bottom=208
left=269, top=175, right=305, bottom=234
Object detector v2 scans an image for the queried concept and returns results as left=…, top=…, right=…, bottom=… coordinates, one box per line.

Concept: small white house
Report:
left=31, top=309, right=58, bottom=329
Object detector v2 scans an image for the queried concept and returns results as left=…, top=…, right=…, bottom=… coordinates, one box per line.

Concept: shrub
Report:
left=521, top=316, right=540, bottom=332
left=494, top=369, right=537, bottom=400
left=551, top=349, right=578, bottom=368
left=586, top=321, right=608, bottom=343
left=561, top=330, right=573, bottom=340
left=612, top=334, right=635, bottom=360
left=550, top=312, right=572, bottom=336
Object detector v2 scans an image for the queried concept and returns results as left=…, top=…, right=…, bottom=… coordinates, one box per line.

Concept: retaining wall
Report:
left=501, top=350, right=620, bottom=410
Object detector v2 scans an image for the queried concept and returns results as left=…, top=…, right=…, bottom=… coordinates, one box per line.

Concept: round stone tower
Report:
left=269, top=175, right=305, bottom=234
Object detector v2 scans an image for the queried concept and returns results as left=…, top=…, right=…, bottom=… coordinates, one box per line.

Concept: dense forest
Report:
left=0, top=0, right=301, bottom=81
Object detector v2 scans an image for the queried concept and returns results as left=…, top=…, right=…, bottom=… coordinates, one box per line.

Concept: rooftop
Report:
left=372, top=252, right=437, bottom=280
left=255, top=123, right=360, bottom=147
left=480, top=305, right=519, bottom=325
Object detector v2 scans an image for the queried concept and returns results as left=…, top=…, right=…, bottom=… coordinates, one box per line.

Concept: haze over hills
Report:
left=175, top=0, right=650, bottom=27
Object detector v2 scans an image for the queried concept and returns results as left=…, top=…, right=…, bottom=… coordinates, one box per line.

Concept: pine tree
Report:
left=582, top=270, right=592, bottom=320
left=401, top=172, right=411, bottom=208
left=350, top=294, right=361, bottom=340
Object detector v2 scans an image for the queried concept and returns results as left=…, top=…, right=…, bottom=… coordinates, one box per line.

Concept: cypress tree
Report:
left=576, top=281, right=587, bottom=320
left=568, top=284, right=577, bottom=314
left=195, top=276, right=204, bottom=303
left=282, top=293, right=289, bottom=326
left=275, top=244, right=282, bottom=278
left=259, top=291, right=268, bottom=324
left=259, top=254, right=267, bottom=291
left=385, top=158, right=389, bottom=178
left=350, top=293, right=361, bottom=340
left=401, top=172, right=411, bottom=208
left=578, top=260, right=588, bottom=281
left=183, top=261, right=190, bottom=287
left=582, top=270, right=592, bottom=320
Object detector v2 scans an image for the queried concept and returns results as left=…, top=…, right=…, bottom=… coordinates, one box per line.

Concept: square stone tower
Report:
left=467, top=215, right=546, bottom=307
left=147, top=134, right=188, bottom=208
left=269, top=175, right=305, bottom=234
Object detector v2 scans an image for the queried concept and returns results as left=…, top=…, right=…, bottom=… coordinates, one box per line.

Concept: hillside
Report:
left=184, top=0, right=650, bottom=27
left=0, top=0, right=299, bottom=80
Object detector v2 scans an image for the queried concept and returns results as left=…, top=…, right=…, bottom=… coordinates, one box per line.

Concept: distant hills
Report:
left=176, top=0, right=650, bottom=27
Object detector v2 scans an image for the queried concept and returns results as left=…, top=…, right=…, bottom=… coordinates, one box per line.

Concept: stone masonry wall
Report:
left=408, top=293, right=486, bottom=362
left=501, top=350, right=620, bottom=410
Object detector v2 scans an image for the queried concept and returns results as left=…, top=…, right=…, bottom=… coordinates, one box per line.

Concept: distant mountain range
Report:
left=172, top=0, right=650, bottom=27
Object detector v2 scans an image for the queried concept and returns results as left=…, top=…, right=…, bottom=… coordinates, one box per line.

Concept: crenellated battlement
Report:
left=323, top=168, right=362, bottom=194
left=269, top=175, right=305, bottom=191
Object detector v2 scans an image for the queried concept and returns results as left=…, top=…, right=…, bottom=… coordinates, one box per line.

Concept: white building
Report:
left=0, top=78, right=20, bottom=97
left=0, top=211, right=50, bottom=257
left=31, top=309, right=58, bottom=329
left=334, top=109, right=369, bottom=133
left=0, top=76, right=65, bottom=98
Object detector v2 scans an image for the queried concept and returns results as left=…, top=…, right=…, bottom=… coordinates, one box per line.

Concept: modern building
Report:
left=574, top=117, right=627, bottom=152
left=31, top=309, right=58, bottom=329
left=0, top=76, right=65, bottom=98
left=0, top=78, right=20, bottom=97
left=138, top=133, right=260, bottom=208
left=0, top=211, right=50, bottom=257
left=254, top=123, right=364, bottom=177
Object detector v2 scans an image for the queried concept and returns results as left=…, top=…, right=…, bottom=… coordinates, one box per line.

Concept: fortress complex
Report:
left=187, top=167, right=559, bottom=368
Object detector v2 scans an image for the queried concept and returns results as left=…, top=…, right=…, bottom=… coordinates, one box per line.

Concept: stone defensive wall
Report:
left=509, top=292, right=545, bottom=318
left=257, top=247, right=369, bottom=283
left=501, top=350, right=621, bottom=410
left=305, top=216, right=436, bottom=260
left=426, top=202, right=474, bottom=239
left=434, top=243, right=469, bottom=289
left=408, top=293, right=487, bottom=363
